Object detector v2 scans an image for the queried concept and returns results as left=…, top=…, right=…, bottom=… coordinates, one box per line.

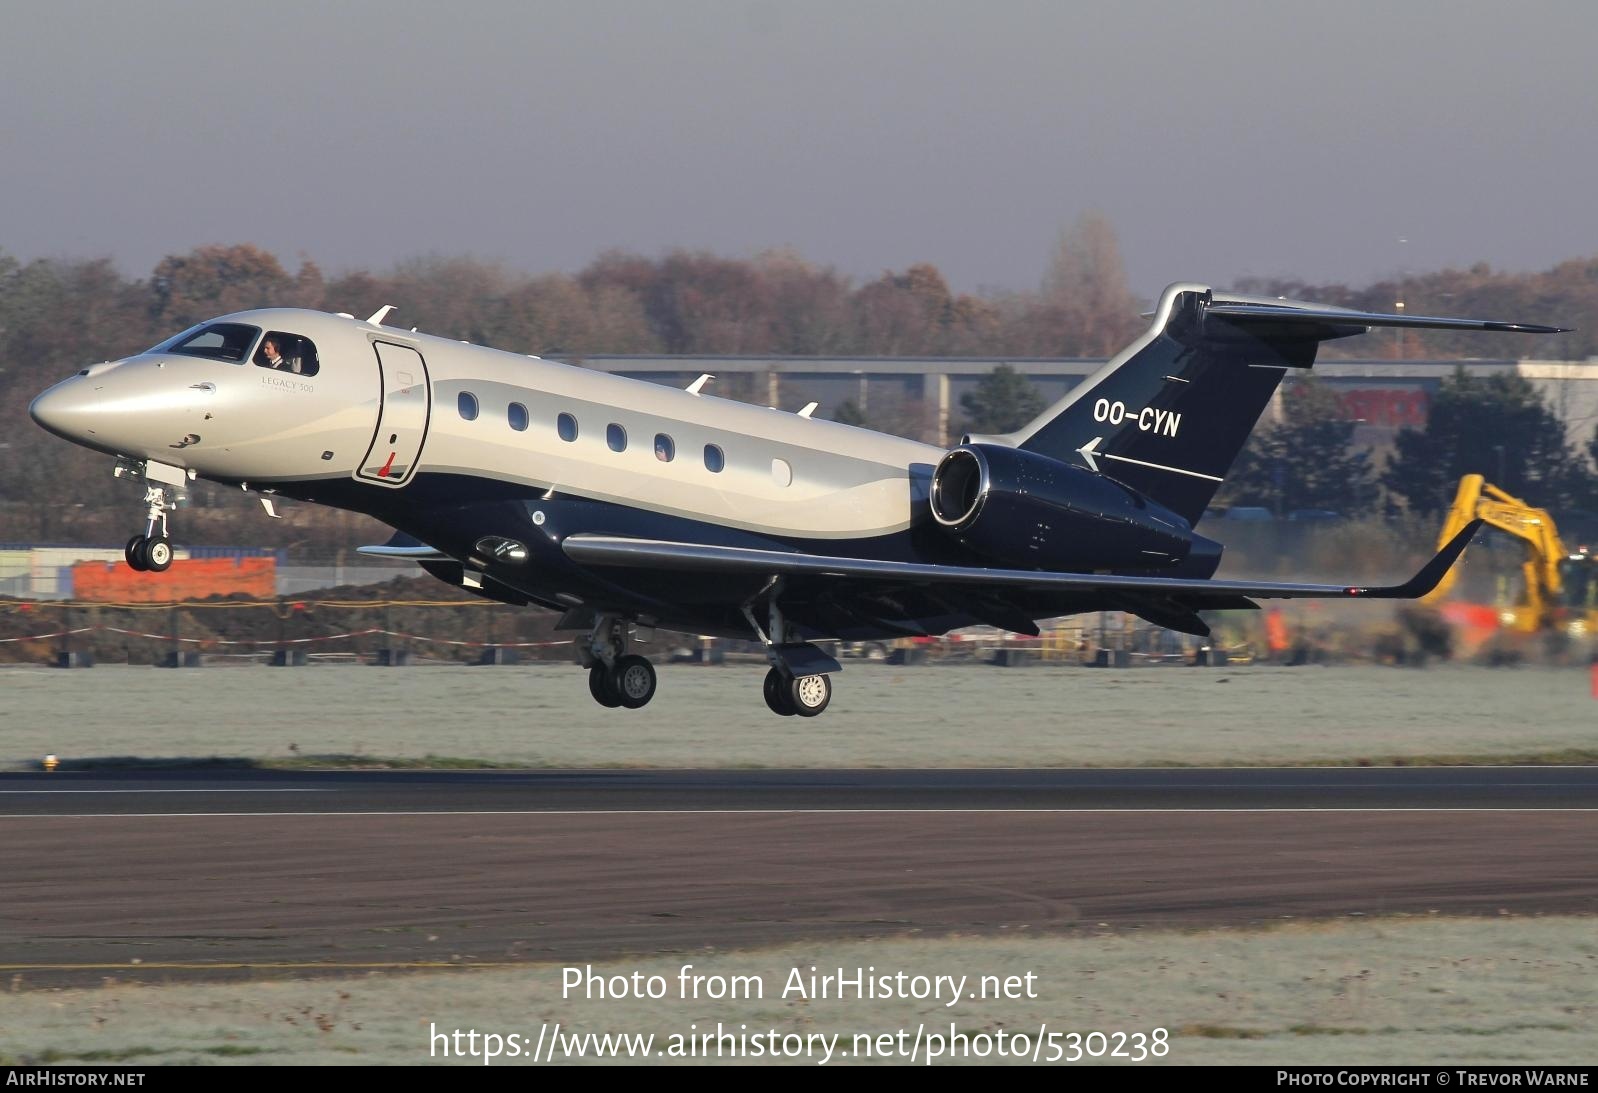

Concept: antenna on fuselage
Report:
left=365, top=305, right=396, bottom=326
left=686, top=374, right=714, bottom=396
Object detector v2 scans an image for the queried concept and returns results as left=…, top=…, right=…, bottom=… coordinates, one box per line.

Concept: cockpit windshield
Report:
left=146, top=323, right=205, bottom=354
left=163, top=323, right=262, bottom=364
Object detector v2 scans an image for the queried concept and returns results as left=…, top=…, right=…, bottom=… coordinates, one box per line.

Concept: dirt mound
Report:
left=0, top=575, right=570, bottom=664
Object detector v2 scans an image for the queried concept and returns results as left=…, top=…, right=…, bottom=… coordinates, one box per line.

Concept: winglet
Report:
left=365, top=305, right=396, bottom=326
left=687, top=374, right=714, bottom=396
left=1345, top=519, right=1482, bottom=599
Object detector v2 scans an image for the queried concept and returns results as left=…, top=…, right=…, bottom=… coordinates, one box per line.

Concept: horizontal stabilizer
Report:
left=1206, top=303, right=1570, bottom=336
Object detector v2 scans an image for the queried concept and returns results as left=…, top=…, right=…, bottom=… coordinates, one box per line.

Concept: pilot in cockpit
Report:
left=259, top=336, right=297, bottom=373
left=254, top=332, right=320, bottom=376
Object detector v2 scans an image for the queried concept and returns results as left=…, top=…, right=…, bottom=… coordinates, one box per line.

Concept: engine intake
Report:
left=929, top=444, right=1194, bottom=570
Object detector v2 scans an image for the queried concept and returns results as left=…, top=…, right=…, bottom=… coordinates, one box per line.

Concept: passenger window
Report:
left=772, top=458, right=792, bottom=487
left=173, top=322, right=260, bottom=364
left=508, top=402, right=529, bottom=431
left=558, top=413, right=578, bottom=442
left=253, top=330, right=320, bottom=376
left=607, top=423, right=628, bottom=452
left=654, top=434, right=675, bottom=462
left=458, top=391, right=479, bottom=420
left=704, top=444, right=725, bottom=473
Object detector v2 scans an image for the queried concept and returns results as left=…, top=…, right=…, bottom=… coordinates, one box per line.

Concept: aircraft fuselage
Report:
left=33, top=286, right=1538, bottom=715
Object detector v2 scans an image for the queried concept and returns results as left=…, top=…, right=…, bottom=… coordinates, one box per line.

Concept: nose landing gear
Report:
left=124, top=528, right=173, bottom=573
left=114, top=459, right=188, bottom=573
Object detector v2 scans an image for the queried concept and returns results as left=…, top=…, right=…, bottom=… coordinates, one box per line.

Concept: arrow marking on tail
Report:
left=1077, top=436, right=1102, bottom=472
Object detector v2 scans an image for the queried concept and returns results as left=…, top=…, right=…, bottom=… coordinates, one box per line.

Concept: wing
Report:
left=561, top=521, right=1482, bottom=636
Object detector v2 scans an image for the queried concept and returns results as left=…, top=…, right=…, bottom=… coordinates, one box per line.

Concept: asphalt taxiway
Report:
left=4, top=767, right=1596, bottom=985
left=7, top=765, right=1598, bottom=814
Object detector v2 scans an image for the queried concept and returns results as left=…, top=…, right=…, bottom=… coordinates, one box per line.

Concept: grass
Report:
left=3, top=917, right=1598, bottom=1065
left=1179, top=1024, right=1270, bottom=1039
left=5, top=662, right=1598, bottom=771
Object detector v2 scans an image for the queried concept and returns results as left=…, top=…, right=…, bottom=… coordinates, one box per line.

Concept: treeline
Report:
left=1219, top=371, right=1598, bottom=520
left=4, top=219, right=1598, bottom=548
left=0, top=217, right=1141, bottom=544
left=1235, top=261, right=1598, bottom=361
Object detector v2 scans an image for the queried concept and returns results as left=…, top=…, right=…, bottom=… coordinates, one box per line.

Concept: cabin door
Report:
left=357, top=341, right=431, bottom=487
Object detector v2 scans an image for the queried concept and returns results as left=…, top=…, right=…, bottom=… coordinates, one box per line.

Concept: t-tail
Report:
left=967, top=282, right=1569, bottom=526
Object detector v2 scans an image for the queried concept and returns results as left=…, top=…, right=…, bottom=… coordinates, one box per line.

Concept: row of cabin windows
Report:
left=457, top=393, right=732, bottom=475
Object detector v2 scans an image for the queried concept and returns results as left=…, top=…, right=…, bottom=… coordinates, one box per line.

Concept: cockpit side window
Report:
left=166, top=323, right=261, bottom=364
left=253, top=331, right=320, bottom=377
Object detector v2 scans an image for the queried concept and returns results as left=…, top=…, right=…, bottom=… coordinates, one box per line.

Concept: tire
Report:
left=788, top=673, right=832, bottom=717
left=125, top=535, right=149, bottom=572
left=145, top=537, right=173, bottom=573
left=611, top=655, right=657, bottom=709
left=762, top=667, right=796, bottom=716
left=588, top=663, right=622, bottom=708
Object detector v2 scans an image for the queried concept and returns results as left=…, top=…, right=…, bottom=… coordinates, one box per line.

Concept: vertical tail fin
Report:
left=967, top=284, right=1567, bottom=526
left=971, top=284, right=1311, bottom=523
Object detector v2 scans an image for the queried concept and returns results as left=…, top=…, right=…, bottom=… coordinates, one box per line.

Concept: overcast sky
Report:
left=3, top=0, right=1595, bottom=299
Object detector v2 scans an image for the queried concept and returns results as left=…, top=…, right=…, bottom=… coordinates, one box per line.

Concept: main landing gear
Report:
left=581, top=614, right=659, bottom=710
left=578, top=595, right=838, bottom=717
left=114, top=458, right=186, bottom=573
left=762, top=665, right=832, bottom=717
left=744, top=580, right=836, bottom=718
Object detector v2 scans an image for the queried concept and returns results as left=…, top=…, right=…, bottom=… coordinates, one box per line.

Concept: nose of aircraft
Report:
left=29, top=379, right=93, bottom=442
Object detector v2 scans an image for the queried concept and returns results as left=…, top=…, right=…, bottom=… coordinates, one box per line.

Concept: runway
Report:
left=6, top=764, right=1598, bottom=814
left=4, top=767, right=1597, bottom=985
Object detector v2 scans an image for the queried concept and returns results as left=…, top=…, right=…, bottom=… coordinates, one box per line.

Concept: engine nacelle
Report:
left=929, top=444, right=1194, bottom=570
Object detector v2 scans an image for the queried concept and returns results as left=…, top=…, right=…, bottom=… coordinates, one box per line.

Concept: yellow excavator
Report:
left=1423, top=474, right=1598, bottom=636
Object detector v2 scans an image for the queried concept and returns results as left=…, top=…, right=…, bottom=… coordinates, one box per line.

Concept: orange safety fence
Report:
left=0, top=623, right=571, bottom=650
left=70, top=557, right=276, bottom=602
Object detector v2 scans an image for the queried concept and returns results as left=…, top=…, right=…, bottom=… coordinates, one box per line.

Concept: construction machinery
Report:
left=1424, top=474, right=1598, bottom=638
